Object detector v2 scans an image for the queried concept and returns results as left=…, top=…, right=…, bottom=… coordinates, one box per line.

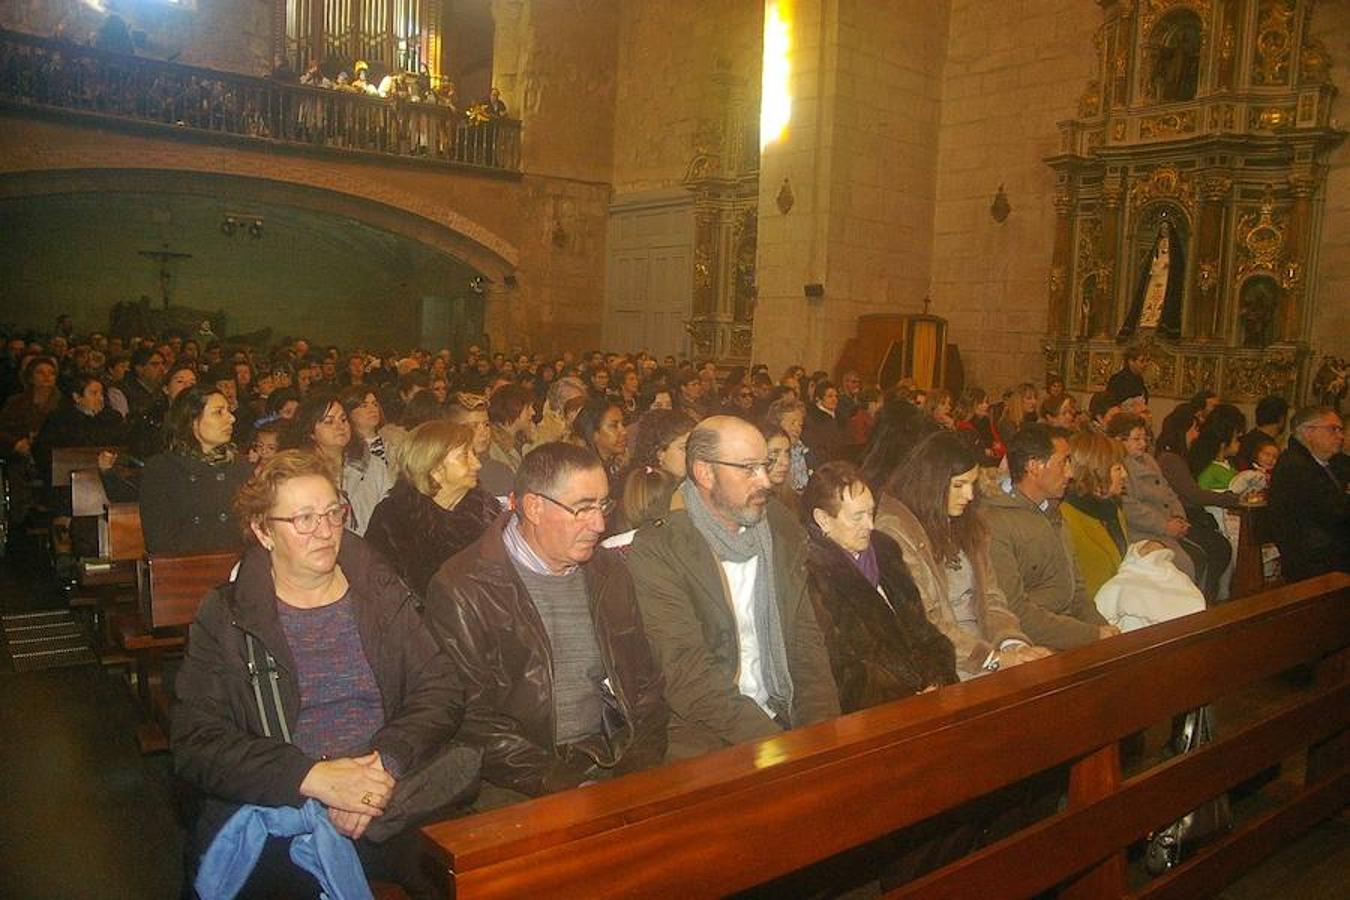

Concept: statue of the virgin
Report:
left=1118, top=220, right=1185, bottom=340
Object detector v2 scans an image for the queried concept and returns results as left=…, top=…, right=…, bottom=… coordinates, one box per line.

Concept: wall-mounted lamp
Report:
left=990, top=185, right=1011, bottom=223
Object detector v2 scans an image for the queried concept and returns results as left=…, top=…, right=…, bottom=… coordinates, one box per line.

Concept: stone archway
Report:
left=0, top=167, right=518, bottom=283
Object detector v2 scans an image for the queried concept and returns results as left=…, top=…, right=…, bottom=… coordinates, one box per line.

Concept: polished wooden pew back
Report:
left=139, top=552, right=238, bottom=630
left=422, top=574, right=1350, bottom=899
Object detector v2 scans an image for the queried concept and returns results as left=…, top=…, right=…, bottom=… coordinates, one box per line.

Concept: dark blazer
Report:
left=1269, top=439, right=1350, bottom=581
left=365, top=480, right=500, bottom=598
left=627, top=500, right=840, bottom=758
left=424, top=516, right=669, bottom=797
left=171, top=536, right=464, bottom=851
left=139, top=451, right=252, bottom=555
left=32, top=404, right=126, bottom=485
left=803, top=404, right=845, bottom=468
left=805, top=529, right=957, bottom=713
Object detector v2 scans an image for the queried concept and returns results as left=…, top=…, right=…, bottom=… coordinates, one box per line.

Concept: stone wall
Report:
left=2, top=0, right=274, bottom=76
left=493, top=0, right=619, bottom=185
left=1308, top=1, right=1350, bottom=366
left=928, top=0, right=1100, bottom=393
left=753, top=0, right=950, bottom=375
left=611, top=1, right=763, bottom=195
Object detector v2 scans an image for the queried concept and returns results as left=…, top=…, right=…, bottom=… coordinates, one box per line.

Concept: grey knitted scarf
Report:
left=680, top=480, right=794, bottom=719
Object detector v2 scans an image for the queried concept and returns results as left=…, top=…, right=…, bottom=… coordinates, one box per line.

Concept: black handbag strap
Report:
left=244, top=629, right=292, bottom=744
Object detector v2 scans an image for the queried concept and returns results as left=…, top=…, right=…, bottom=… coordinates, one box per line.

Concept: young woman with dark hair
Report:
left=874, top=430, right=1051, bottom=680
left=1189, top=406, right=1247, bottom=491
left=139, top=384, right=252, bottom=554
left=570, top=396, right=628, bottom=507
left=1154, top=403, right=1239, bottom=601
left=859, top=395, right=939, bottom=494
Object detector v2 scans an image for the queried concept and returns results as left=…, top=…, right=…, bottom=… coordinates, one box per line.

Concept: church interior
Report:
left=0, top=1, right=1348, bottom=897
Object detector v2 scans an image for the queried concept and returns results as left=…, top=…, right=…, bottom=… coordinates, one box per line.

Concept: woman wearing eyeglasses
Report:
left=172, top=450, right=470, bottom=898
left=285, top=390, right=392, bottom=536
left=139, top=384, right=253, bottom=555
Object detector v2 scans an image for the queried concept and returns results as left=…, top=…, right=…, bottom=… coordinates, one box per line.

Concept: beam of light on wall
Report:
left=760, top=1, right=792, bottom=150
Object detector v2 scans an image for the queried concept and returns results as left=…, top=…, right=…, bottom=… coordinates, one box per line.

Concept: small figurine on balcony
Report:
left=488, top=86, right=508, bottom=118
left=1119, top=219, right=1185, bottom=342
left=352, top=60, right=377, bottom=96
left=300, top=60, right=331, bottom=89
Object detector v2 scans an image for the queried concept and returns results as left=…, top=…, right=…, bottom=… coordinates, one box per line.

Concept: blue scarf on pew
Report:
left=195, top=798, right=372, bottom=900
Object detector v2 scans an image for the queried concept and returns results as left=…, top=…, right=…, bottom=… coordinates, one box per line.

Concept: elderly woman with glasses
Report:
left=172, top=450, right=468, bottom=898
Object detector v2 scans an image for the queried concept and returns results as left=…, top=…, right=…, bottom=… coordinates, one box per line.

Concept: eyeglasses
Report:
left=707, top=458, right=772, bottom=478
left=1306, top=423, right=1345, bottom=433
left=534, top=492, right=615, bottom=520
left=267, top=503, right=350, bottom=534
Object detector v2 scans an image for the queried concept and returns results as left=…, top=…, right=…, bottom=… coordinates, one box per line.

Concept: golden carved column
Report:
left=1092, top=180, right=1122, bottom=338
left=1048, top=190, right=1073, bottom=335
left=1281, top=174, right=1315, bottom=340
left=1191, top=174, right=1231, bottom=341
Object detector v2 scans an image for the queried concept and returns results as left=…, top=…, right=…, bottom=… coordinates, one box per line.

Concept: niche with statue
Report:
left=1044, top=0, right=1344, bottom=403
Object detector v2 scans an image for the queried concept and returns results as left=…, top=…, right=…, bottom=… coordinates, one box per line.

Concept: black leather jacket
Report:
left=424, top=516, right=669, bottom=797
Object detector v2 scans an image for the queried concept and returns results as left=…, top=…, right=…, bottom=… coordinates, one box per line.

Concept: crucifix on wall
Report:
left=138, top=247, right=194, bottom=309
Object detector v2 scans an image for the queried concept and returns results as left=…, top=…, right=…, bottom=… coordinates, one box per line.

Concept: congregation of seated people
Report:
left=2, top=323, right=1347, bottom=897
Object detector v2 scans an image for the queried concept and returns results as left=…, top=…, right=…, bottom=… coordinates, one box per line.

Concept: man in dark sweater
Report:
left=1106, top=346, right=1149, bottom=406
left=424, top=442, right=668, bottom=804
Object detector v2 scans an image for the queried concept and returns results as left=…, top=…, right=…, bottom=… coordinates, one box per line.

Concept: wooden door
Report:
left=605, top=193, right=693, bottom=358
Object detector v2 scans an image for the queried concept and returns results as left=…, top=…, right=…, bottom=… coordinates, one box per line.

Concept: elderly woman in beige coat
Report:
left=873, top=431, right=1051, bottom=679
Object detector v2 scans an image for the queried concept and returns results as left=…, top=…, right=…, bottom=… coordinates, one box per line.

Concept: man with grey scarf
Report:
left=628, top=416, right=840, bottom=759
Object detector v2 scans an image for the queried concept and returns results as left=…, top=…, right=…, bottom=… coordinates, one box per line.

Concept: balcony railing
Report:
left=0, top=28, right=520, bottom=173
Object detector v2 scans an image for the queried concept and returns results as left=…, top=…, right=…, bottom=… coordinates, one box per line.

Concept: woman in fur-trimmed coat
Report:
left=803, top=462, right=957, bottom=713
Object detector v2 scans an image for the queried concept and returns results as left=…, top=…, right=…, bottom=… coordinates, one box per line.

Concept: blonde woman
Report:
left=1060, top=429, right=1129, bottom=601
left=366, top=420, right=500, bottom=597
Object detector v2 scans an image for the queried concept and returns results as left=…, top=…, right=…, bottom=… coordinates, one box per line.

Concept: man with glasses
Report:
left=1269, top=406, right=1349, bottom=581
left=628, top=416, right=839, bottom=759
left=424, top=442, right=668, bottom=804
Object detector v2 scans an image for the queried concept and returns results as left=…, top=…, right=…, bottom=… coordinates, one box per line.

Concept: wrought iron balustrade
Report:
left=0, top=28, right=519, bottom=173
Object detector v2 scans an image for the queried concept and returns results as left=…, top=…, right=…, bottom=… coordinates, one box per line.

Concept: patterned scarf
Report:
left=679, top=480, right=793, bottom=719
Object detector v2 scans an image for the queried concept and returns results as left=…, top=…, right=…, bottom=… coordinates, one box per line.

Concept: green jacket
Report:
left=628, top=498, right=841, bottom=759
left=984, top=488, right=1106, bottom=650
left=1060, top=498, right=1129, bottom=603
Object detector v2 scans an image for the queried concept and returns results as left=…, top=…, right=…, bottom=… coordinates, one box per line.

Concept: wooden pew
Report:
left=68, top=469, right=146, bottom=655
left=51, top=446, right=117, bottom=490
left=422, top=573, right=1350, bottom=899
left=1229, top=502, right=1278, bottom=600
left=117, top=551, right=237, bottom=752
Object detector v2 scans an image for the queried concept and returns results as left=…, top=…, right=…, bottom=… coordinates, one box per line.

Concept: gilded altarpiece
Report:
left=1044, top=0, right=1343, bottom=402
left=683, top=62, right=760, bottom=364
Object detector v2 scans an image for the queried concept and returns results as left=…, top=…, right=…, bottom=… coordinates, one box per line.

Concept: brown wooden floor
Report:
left=0, top=529, right=1344, bottom=899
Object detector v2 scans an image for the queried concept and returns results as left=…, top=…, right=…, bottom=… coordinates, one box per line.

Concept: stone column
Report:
left=1281, top=174, right=1315, bottom=341
left=688, top=64, right=751, bottom=362
left=1048, top=189, right=1073, bottom=335
left=1092, top=179, right=1122, bottom=338
left=1191, top=174, right=1231, bottom=341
